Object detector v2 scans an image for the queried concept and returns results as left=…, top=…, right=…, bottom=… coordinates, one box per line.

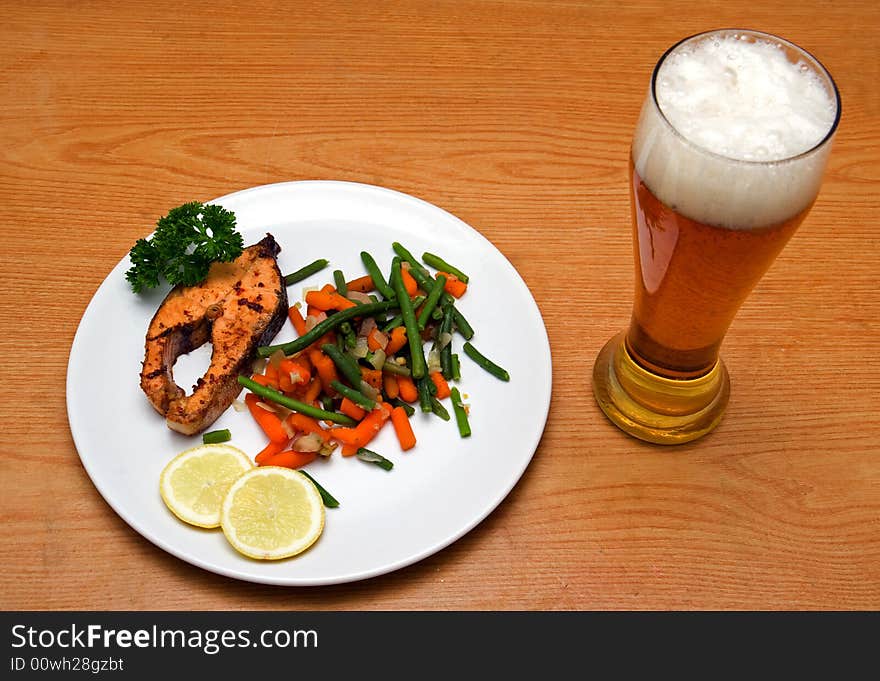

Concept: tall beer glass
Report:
left=593, top=29, right=840, bottom=444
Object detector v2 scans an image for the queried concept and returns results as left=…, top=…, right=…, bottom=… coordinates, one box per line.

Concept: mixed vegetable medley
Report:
left=217, top=242, right=509, bottom=496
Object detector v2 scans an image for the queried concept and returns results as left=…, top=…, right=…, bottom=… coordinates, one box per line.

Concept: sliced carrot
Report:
left=255, top=439, right=287, bottom=465
left=400, top=265, right=418, bottom=297
left=245, top=393, right=289, bottom=444
left=288, top=304, right=307, bottom=336
left=262, top=450, right=318, bottom=469
left=346, top=275, right=375, bottom=293
left=305, top=289, right=357, bottom=311
left=383, top=374, right=400, bottom=400
left=385, top=326, right=407, bottom=355
left=429, top=371, right=451, bottom=400
left=437, top=271, right=467, bottom=298
left=367, top=327, right=388, bottom=352
left=339, top=397, right=367, bottom=421
left=341, top=443, right=359, bottom=457
left=390, top=406, right=417, bottom=451
left=397, top=375, right=419, bottom=403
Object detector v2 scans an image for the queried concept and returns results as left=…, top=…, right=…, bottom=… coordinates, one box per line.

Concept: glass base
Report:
left=592, top=331, right=729, bottom=445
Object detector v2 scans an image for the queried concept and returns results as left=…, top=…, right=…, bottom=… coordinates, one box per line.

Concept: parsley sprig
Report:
left=125, top=202, right=244, bottom=293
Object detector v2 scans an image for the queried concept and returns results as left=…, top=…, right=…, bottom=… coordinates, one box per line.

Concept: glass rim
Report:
left=649, top=28, right=842, bottom=166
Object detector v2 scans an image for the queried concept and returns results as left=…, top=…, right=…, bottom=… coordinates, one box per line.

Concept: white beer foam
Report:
left=633, top=33, right=837, bottom=229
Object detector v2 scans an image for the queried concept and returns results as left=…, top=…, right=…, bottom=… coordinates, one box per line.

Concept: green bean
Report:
left=237, top=376, right=356, bottom=425
left=380, top=295, right=426, bottom=333
left=381, top=360, right=411, bottom=377
left=356, top=447, right=394, bottom=471
left=422, top=251, right=469, bottom=283
left=429, top=397, right=450, bottom=421
left=462, top=341, right=509, bottom=381
left=283, top=258, right=329, bottom=286
left=360, top=251, right=395, bottom=299
left=321, top=395, right=335, bottom=412
left=381, top=315, right=403, bottom=333
left=258, top=300, right=398, bottom=357
left=391, top=242, right=430, bottom=277
left=388, top=398, right=415, bottom=417
left=451, top=353, right=461, bottom=381
left=417, top=376, right=433, bottom=413
left=321, top=343, right=363, bottom=388
left=439, top=305, right=454, bottom=380
left=417, top=274, right=447, bottom=330
left=390, top=258, right=427, bottom=379
left=202, top=429, right=231, bottom=444
left=333, top=269, right=347, bottom=296
left=451, top=306, right=474, bottom=340
left=300, top=471, right=340, bottom=508
left=450, top=387, right=471, bottom=437
left=395, top=250, right=474, bottom=340
left=330, top=380, right=375, bottom=410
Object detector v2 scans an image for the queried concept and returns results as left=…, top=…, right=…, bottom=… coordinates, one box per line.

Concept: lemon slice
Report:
left=160, top=444, right=253, bottom=528
left=220, top=467, right=325, bottom=560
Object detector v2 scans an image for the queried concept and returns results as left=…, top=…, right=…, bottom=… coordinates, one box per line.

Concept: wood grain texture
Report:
left=1, top=0, right=877, bottom=610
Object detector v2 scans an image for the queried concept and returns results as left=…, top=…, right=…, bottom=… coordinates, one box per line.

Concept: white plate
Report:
left=67, top=181, right=552, bottom=586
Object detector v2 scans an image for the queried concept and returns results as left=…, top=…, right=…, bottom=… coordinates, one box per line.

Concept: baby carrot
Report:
left=346, top=274, right=375, bottom=293
left=245, top=393, right=289, bottom=444
left=390, top=406, right=416, bottom=451
left=383, top=373, right=400, bottom=400
left=436, top=272, right=467, bottom=298
left=385, top=326, right=408, bottom=355
left=262, top=450, right=318, bottom=469
left=279, top=356, right=311, bottom=389
left=255, top=439, right=287, bottom=465
left=339, top=396, right=367, bottom=421
left=305, top=289, right=357, bottom=312
left=367, top=327, right=388, bottom=352
left=359, top=367, right=383, bottom=393
left=400, top=265, right=419, bottom=297
left=288, top=304, right=307, bottom=336
left=288, top=413, right=331, bottom=442
left=309, top=348, right=340, bottom=395
left=352, top=403, right=393, bottom=449
left=397, top=374, right=419, bottom=403
left=250, top=373, right=276, bottom=388
left=302, top=377, right=323, bottom=404
left=429, top=371, right=451, bottom=400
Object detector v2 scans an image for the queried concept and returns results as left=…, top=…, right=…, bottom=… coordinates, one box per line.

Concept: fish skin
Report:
left=139, top=234, right=288, bottom=435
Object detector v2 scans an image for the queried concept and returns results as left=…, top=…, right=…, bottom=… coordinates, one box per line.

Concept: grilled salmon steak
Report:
left=140, top=234, right=288, bottom=434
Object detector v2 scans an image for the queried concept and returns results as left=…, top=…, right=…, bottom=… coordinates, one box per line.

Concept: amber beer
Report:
left=627, top=160, right=810, bottom=380
left=593, top=29, right=840, bottom=444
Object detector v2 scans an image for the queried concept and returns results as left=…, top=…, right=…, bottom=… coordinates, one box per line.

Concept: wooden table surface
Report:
left=2, top=1, right=878, bottom=611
